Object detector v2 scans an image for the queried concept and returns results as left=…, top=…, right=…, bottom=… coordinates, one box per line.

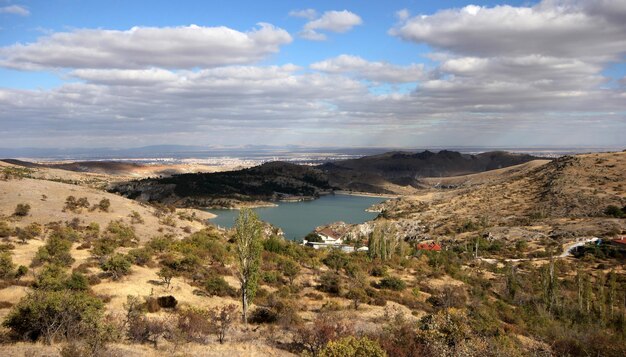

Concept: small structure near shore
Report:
left=416, top=242, right=442, bottom=251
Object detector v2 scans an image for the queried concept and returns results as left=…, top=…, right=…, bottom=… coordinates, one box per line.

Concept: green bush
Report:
left=319, top=272, right=342, bottom=295
left=34, top=234, right=74, bottom=266
left=100, top=253, right=132, bottom=280
left=0, top=221, right=12, bottom=238
left=0, top=251, right=15, bottom=279
left=379, top=276, right=406, bottom=291
left=319, top=336, right=386, bottom=357
left=3, top=290, right=104, bottom=344
left=604, top=205, right=624, bottom=218
left=13, top=203, right=31, bottom=217
left=204, top=274, right=236, bottom=297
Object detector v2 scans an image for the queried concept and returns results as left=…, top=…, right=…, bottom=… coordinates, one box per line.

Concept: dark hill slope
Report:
left=319, top=150, right=540, bottom=192
left=110, top=161, right=334, bottom=206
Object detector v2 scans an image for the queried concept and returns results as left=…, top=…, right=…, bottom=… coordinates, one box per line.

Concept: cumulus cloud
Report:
left=390, top=1, right=626, bottom=60
left=0, top=5, right=29, bottom=16
left=0, top=23, right=292, bottom=70
left=311, top=55, right=425, bottom=83
left=298, top=10, right=362, bottom=41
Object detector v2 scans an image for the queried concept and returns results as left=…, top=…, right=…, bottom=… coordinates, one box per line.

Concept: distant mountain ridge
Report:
left=320, top=150, right=541, bottom=192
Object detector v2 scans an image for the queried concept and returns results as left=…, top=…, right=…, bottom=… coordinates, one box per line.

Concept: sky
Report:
left=0, top=0, right=625, bottom=149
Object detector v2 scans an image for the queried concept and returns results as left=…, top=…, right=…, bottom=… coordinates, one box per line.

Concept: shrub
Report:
left=129, top=211, right=145, bottom=224
left=15, top=265, right=28, bottom=281
left=323, top=249, right=349, bottom=273
left=319, top=272, right=342, bottom=295
left=209, top=304, right=237, bottom=344
left=97, top=198, right=111, bottom=212
left=319, top=336, right=387, bottom=357
left=305, top=232, right=323, bottom=243
left=280, top=257, right=300, bottom=285
left=295, top=313, right=354, bottom=355
left=249, top=307, right=277, bottom=324
left=370, top=265, right=388, bottom=277
left=128, top=247, right=153, bottom=266
left=0, top=251, right=15, bottom=279
left=0, top=221, right=12, bottom=238
left=105, top=221, right=136, bottom=247
left=604, top=205, right=624, bottom=218
left=177, top=307, right=211, bottom=342
left=379, top=277, right=406, bottom=291
left=3, top=290, right=104, bottom=344
left=157, top=295, right=178, bottom=309
left=204, top=274, right=236, bottom=297
left=100, top=253, right=132, bottom=280
left=66, top=272, right=90, bottom=291
left=144, top=296, right=161, bottom=313
left=13, top=203, right=31, bottom=217
left=33, top=234, right=74, bottom=267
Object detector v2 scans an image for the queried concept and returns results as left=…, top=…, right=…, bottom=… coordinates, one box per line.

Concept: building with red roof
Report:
left=416, top=242, right=442, bottom=251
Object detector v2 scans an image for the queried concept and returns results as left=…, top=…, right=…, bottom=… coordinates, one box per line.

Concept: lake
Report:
left=205, top=194, right=386, bottom=241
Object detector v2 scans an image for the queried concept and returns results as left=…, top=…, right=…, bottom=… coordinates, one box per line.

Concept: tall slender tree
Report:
left=234, top=209, right=263, bottom=326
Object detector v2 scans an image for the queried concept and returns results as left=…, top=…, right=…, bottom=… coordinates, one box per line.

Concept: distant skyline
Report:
left=0, top=0, right=625, bottom=149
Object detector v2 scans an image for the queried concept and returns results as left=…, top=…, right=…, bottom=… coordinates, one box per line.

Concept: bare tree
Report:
left=209, top=304, right=237, bottom=344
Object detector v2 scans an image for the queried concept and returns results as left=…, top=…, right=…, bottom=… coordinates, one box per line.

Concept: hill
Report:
left=110, top=161, right=335, bottom=208
left=376, top=151, right=626, bottom=245
left=320, top=150, right=541, bottom=193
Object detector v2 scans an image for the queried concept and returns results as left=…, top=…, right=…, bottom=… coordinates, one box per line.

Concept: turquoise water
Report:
left=206, top=194, right=385, bottom=241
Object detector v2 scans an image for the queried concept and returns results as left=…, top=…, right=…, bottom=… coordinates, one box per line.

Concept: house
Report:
left=416, top=242, right=442, bottom=251
left=316, top=228, right=343, bottom=245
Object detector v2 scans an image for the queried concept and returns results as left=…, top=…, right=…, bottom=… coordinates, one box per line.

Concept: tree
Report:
left=209, top=304, right=237, bottom=344
left=101, top=253, right=132, bottom=280
left=233, top=209, right=263, bottom=325
left=13, top=203, right=31, bottom=217
left=157, top=267, right=175, bottom=289
left=368, top=222, right=399, bottom=261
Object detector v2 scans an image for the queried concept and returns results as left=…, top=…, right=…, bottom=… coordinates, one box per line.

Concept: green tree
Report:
left=34, top=234, right=74, bottom=266
left=368, top=222, right=399, bottom=261
left=157, top=267, right=175, bottom=289
left=101, top=253, right=132, bottom=280
left=233, top=209, right=263, bottom=325
left=0, top=251, right=15, bottom=279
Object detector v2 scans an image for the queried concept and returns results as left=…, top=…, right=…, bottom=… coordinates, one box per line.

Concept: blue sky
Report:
left=0, top=0, right=625, bottom=149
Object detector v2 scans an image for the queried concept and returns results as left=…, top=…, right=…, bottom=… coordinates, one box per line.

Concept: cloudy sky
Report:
left=0, top=0, right=625, bottom=149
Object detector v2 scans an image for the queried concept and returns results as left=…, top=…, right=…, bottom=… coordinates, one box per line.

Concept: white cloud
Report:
left=390, top=1, right=626, bottom=60
left=0, top=5, right=30, bottom=16
left=298, top=10, right=362, bottom=41
left=289, top=9, right=317, bottom=20
left=0, top=23, right=292, bottom=70
left=311, top=55, right=425, bottom=83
